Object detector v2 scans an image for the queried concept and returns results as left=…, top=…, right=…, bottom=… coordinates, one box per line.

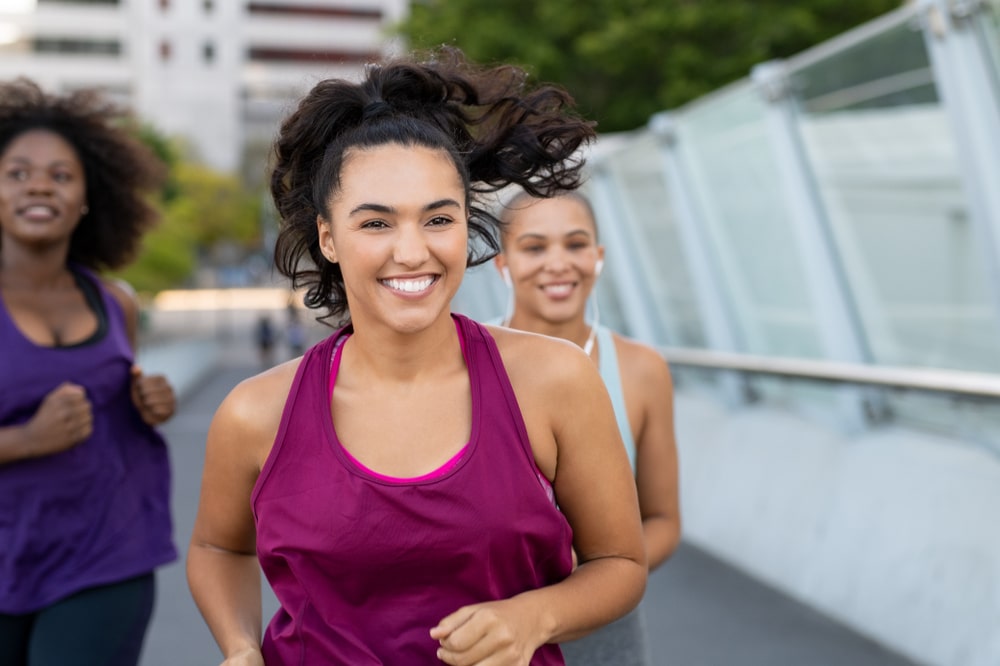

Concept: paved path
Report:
left=139, top=335, right=918, bottom=666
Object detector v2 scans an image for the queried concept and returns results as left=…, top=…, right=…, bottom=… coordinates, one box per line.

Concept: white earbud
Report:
left=501, top=266, right=512, bottom=287
left=595, top=259, right=604, bottom=277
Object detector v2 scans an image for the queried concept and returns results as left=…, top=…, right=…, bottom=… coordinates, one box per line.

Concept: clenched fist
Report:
left=25, top=382, right=93, bottom=458
left=130, top=366, right=176, bottom=426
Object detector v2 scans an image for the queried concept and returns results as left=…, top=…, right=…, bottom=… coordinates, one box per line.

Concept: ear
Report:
left=317, top=214, right=338, bottom=263
left=493, top=255, right=511, bottom=287
left=595, top=245, right=606, bottom=276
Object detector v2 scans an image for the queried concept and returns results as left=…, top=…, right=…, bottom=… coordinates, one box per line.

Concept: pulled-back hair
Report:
left=0, top=78, right=165, bottom=271
left=270, top=46, right=596, bottom=323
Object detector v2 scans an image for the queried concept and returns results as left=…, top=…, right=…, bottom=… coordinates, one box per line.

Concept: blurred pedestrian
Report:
left=186, top=46, right=646, bottom=665
left=0, top=78, right=177, bottom=666
left=254, top=313, right=275, bottom=368
left=495, top=190, right=682, bottom=666
left=285, top=304, right=306, bottom=358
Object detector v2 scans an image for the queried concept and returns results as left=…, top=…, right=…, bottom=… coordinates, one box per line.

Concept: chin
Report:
left=538, top=303, right=582, bottom=324
left=387, top=309, right=448, bottom=334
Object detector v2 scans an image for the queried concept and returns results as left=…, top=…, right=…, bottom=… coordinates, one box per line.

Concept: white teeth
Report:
left=23, top=205, right=56, bottom=218
left=543, top=284, right=573, bottom=297
left=382, top=277, right=434, bottom=293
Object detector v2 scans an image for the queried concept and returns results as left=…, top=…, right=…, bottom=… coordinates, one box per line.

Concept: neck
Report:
left=343, top=313, right=463, bottom=383
left=0, top=249, right=73, bottom=290
left=507, top=312, right=595, bottom=355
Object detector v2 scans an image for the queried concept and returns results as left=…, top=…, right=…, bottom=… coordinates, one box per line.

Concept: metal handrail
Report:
left=660, top=346, right=1000, bottom=399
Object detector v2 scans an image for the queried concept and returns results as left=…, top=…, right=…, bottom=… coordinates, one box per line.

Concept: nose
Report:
left=543, top=246, right=572, bottom=273
left=393, top=223, right=431, bottom=268
left=25, top=171, right=55, bottom=194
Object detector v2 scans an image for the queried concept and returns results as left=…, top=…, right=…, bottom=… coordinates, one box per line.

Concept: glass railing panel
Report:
left=593, top=135, right=707, bottom=347
left=790, top=17, right=1000, bottom=373
left=976, top=0, right=1000, bottom=100
left=675, top=83, right=825, bottom=359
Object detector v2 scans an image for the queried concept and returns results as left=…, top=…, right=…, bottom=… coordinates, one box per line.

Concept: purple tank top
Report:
left=0, top=265, right=176, bottom=613
left=253, top=314, right=572, bottom=664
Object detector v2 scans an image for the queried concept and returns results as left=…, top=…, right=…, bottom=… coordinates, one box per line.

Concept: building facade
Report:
left=0, top=0, right=409, bottom=174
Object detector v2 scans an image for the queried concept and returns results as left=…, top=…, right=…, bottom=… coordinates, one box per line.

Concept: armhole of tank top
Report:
left=475, top=319, right=554, bottom=495
left=251, top=338, right=329, bottom=514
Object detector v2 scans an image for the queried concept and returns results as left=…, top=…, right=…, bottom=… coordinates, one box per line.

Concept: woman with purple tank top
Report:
left=0, top=79, right=177, bottom=665
left=187, top=47, right=648, bottom=666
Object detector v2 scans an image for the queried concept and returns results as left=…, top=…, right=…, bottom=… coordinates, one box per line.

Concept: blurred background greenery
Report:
left=398, top=0, right=903, bottom=132
left=113, top=126, right=263, bottom=295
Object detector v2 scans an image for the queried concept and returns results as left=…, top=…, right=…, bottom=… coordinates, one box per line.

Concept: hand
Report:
left=24, top=382, right=93, bottom=457
left=130, top=366, right=176, bottom=425
left=432, top=600, right=543, bottom=666
left=220, top=647, right=265, bottom=666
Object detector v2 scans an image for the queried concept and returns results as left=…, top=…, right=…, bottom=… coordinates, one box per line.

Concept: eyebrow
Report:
left=4, top=156, right=77, bottom=168
left=348, top=198, right=462, bottom=216
left=515, top=229, right=593, bottom=243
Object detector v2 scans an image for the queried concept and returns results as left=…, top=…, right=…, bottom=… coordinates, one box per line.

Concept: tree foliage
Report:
left=114, top=129, right=262, bottom=293
left=398, top=0, right=905, bottom=132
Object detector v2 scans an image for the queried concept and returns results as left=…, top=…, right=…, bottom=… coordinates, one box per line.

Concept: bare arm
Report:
left=187, top=372, right=288, bottom=663
left=622, top=339, right=682, bottom=570
left=433, top=331, right=647, bottom=664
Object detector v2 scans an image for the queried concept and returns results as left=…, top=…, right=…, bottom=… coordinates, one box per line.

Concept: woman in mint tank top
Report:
left=187, top=47, right=648, bottom=666
left=494, top=191, right=682, bottom=666
left=0, top=79, right=177, bottom=665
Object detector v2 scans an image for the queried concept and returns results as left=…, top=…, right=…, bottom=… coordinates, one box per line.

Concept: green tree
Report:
left=399, top=0, right=904, bottom=131
left=115, top=132, right=263, bottom=293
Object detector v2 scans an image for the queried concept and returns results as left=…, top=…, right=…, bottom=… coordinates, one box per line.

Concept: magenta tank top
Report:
left=252, top=314, right=572, bottom=664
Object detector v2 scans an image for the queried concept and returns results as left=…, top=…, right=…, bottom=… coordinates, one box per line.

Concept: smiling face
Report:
left=317, top=143, right=469, bottom=335
left=497, top=194, right=604, bottom=327
left=0, top=129, right=87, bottom=254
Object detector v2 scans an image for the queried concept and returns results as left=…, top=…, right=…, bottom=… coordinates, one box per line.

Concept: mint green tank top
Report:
left=594, top=326, right=637, bottom=473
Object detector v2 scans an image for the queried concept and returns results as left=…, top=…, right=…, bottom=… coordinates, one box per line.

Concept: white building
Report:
left=0, top=0, right=409, bottom=175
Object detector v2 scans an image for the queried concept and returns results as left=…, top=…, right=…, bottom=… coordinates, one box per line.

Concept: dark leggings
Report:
left=0, top=573, right=155, bottom=666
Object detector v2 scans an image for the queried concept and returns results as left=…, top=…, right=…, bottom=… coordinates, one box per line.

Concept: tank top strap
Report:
left=455, top=315, right=554, bottom=495
left=595, top=325, right=637, bottom=473
left=71, top=264, right=131, bottom=357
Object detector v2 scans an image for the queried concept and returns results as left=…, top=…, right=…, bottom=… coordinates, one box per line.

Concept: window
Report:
left=34, top=38, right=121, bottom=56
left=247, top=2, right=381, bottom=20
left=248, top=47, right=378, bottom=64
left=38, top=0, right=120, bottom=5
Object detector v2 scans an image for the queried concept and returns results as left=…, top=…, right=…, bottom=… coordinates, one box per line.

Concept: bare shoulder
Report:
left=211, top=359, right=302, bottom=468
left=611, top=332, right=673, bottom=389
left=100, top=277, right=140, bottom=318
left=484, top=323, right=596, bottom=390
